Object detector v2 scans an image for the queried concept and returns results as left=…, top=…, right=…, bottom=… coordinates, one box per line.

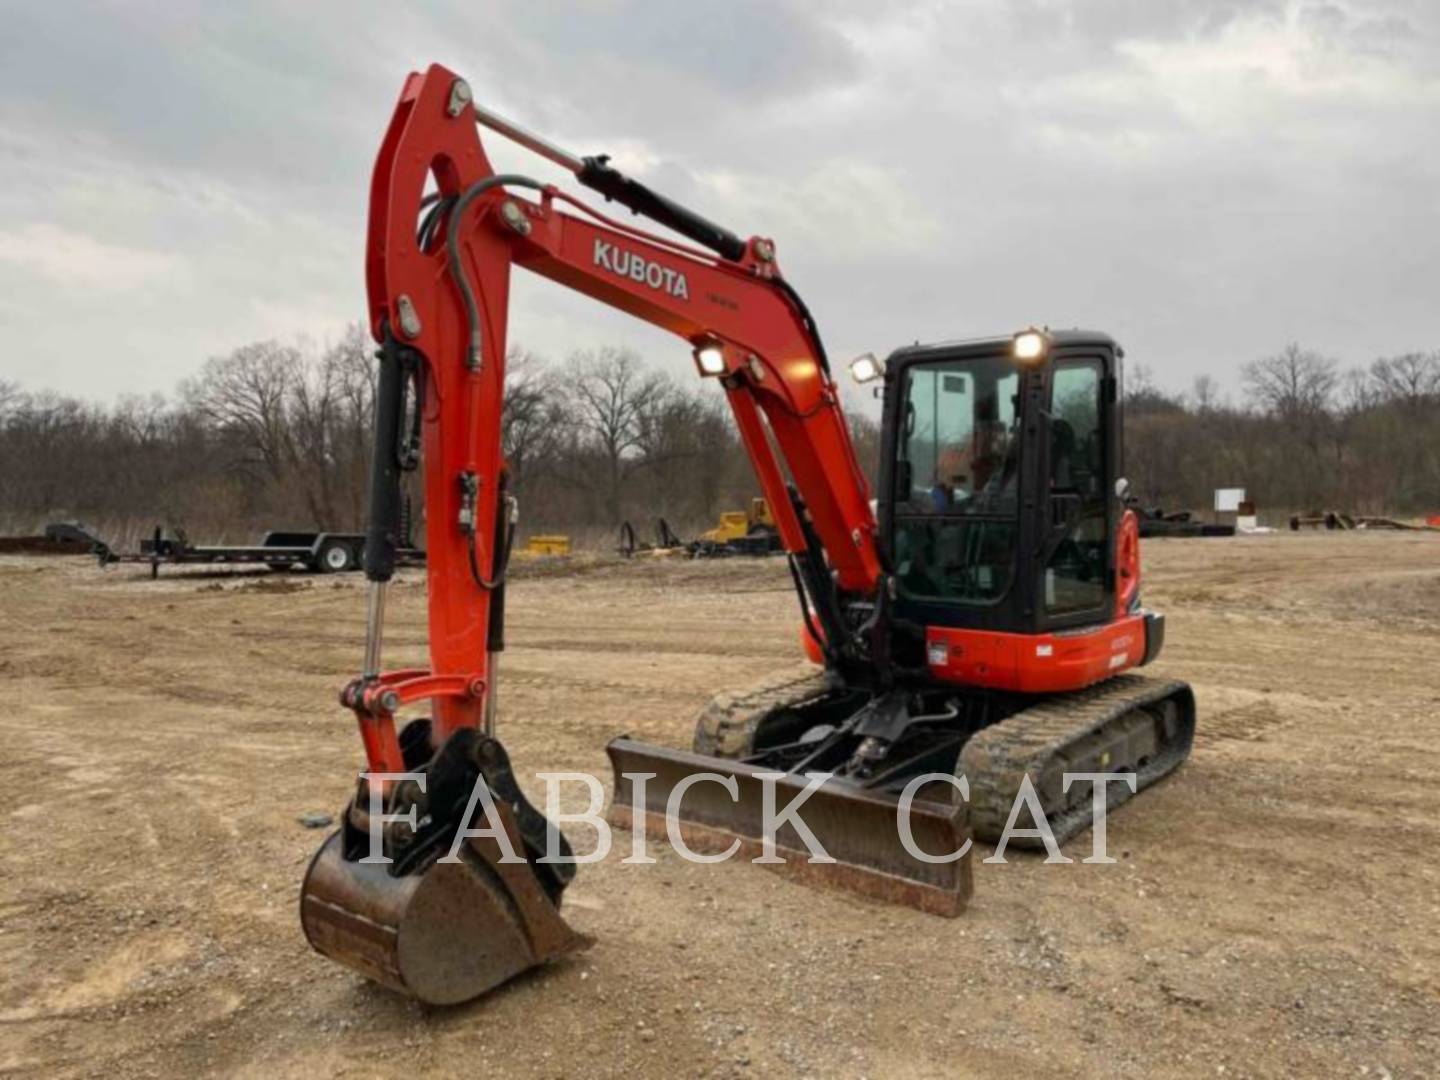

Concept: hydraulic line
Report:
left=466, top=493, right=516, bottom=592
left=445, top=174, right=544, bottom=369
left=417, top=192, right=455, bottom=250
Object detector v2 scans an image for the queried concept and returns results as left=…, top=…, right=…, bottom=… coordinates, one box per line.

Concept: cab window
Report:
left=893, top=356, right=1021, bottom=604
left=1044, top=362, right=1107, bottom=616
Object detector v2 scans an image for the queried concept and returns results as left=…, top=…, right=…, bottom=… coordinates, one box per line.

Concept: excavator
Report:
left=300, top=64, right=1196, bottom=1005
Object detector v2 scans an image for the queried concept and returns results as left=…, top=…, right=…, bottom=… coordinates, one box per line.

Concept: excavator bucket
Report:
left=607, top=738, right=972, bottom=916
left=301, top=736, right=591, bottom=1005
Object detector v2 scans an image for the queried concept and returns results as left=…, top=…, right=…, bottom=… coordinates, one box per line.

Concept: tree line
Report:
left=0, top=333, right=1435, bottom=546
left=1127, top=344, right=1440, bottom=515
left=0, top=326, right=862, bottom=546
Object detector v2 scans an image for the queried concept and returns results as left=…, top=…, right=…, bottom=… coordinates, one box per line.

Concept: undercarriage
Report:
left=690, top=666, right=1196, bottom=847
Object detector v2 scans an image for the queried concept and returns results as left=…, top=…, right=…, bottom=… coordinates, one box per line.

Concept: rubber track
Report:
left=960, top=674, right=1195, bottom=847
left=692, top=664, right=836, bottom=757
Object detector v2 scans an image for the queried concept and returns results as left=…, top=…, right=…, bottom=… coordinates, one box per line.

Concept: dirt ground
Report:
left=1, top=532, right=1437, bottom=1078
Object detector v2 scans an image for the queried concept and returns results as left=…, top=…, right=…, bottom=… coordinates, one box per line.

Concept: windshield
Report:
left=893, top=355, right=1021, bottom=604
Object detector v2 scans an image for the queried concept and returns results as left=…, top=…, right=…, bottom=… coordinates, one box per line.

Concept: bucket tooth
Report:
left=607, top=737, right=972, bottom=917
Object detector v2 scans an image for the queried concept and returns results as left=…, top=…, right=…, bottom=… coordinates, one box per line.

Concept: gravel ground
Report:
left=0, top=530, right=1436, bottom=1078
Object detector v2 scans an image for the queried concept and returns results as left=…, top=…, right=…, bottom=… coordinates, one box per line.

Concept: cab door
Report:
left=1039, top=355, right=1115, bottom=630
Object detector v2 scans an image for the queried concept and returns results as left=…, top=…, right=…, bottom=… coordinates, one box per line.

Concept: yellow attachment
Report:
left=524, top=535, right=571, bottom=556
left=701, top=511, right=751, bottom=544
left=699, top=498, right=775, bottom=543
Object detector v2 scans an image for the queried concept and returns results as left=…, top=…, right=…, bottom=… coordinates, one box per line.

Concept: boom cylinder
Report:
left=364, top=333, right=412, bottom=583
left=471, top=101, right=584, bottom=173
left=467, top=99, right=746, bottom=261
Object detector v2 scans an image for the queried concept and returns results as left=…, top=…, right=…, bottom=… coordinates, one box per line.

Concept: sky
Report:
left=1, top=0, right=1436, bottom=407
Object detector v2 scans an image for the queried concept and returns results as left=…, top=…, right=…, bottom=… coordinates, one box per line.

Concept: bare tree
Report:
left=564, top=346, right=672, bottom=521
left=179, top=334, right=375, bottom=528
left=290, top=350, right=341, bottom=526
left=847, top=412, right=882, bottom=488
left=324, top=324, right=378, bottom=526
left=0, top=379, right=25, bottom=422
left=630, top=389, right=733, bottom=520
left=1339, top=368, right=1379, bottom=417
left=503, top=347, right=566, bottom=494
left=184, top=341, right=299, bottom=484
left=1190, top=374, right=1221, bottom=413
left=1370, top=352, right=1440, bottom=411
left=1127, top=361, right=1156, bottom=399
left=1241, top=344, right=1342, bottom=504
left=1124, top=362, right=1183, bottom=415
left=113, top=393, right=169, bottom=445
left=1242, top=343, right=1337, bottom=422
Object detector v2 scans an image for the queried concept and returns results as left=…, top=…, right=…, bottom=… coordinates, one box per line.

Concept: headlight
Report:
left=1012, top=329, right=1048, bottom=362
left=849, top=353, right=884, bottom=383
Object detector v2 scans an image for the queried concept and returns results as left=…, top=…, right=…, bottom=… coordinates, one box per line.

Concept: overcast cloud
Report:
left=1, top=0, right=1436, bottom=404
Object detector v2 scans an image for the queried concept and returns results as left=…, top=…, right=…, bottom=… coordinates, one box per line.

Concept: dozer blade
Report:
left=607, top=738, right=972, bottom=917
left=302, top=777, right=589, bottom=1005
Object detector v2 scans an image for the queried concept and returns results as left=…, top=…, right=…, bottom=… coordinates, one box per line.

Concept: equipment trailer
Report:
left=98, top=525, right=424, bottom=578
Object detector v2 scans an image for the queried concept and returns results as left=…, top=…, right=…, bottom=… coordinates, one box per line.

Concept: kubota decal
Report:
left=593, top=239, right=690, bottom=300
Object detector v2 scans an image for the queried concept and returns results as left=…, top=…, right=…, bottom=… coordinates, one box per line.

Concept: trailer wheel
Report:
left=316, top=538, right=355, bottom=573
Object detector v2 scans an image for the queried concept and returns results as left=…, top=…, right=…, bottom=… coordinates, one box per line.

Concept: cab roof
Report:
left=886, top=329, right=1119, bottom=365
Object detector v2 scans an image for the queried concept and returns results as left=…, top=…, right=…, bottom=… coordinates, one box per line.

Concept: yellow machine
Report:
left=699, top=498, right=777, bottom=545
left=523, top=535, right=571, bottom=556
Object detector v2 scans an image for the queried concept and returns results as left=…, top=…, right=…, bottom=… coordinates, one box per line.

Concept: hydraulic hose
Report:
left=445, top=174, right=543, bottom=369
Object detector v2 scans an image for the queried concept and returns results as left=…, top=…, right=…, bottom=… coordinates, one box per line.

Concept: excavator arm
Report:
left=358, top=63, right=887, bottom=772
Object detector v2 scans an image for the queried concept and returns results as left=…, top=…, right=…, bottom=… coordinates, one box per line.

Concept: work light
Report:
left=849, top=353, right=884, bottom=383
left=694, top=344, right=726, bottom=377
left=1012, top=329, right=1048, bottom=362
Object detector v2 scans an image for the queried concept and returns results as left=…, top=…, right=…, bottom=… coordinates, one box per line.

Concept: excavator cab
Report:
left=880, top=330, right=1125, bottom=651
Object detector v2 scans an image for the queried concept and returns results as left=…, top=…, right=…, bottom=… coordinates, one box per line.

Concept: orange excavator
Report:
left=300, top=64, right=1196, bottom=1004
